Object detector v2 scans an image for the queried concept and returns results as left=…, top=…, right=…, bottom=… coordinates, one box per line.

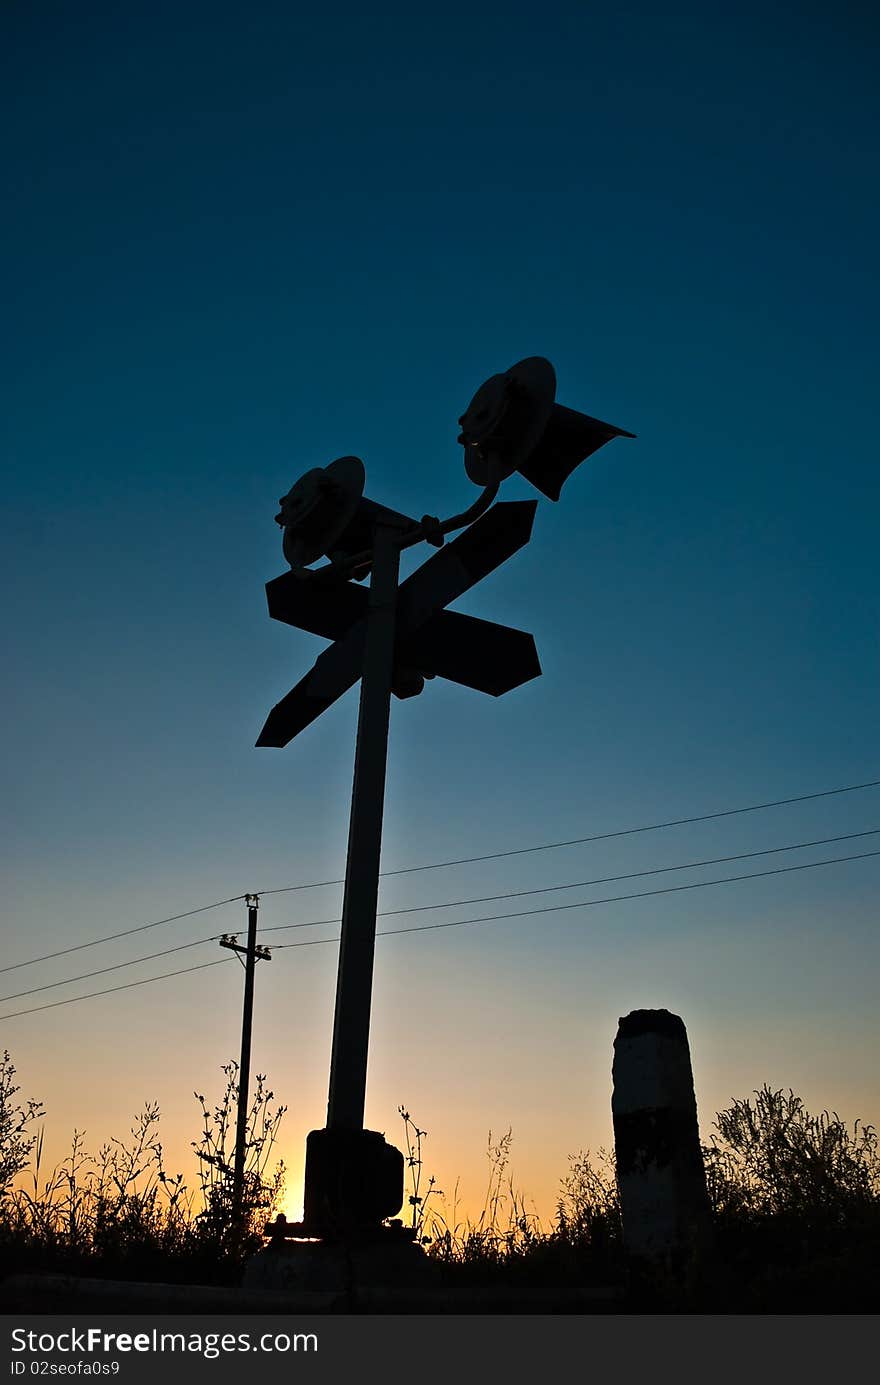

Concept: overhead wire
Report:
left=257, top=777, right=880, bottom=896
left=0, top=896, right=245, bottom=976
left=0, top=936, right=226, bottom=1004
left=0, top=958, right=238, bottom=1020
left=256, top=827, right=880, bottom=935
left=3, top=845, right=877, bottom=1020
left=2, top=775, right=877, bottom=981
left=3, top=827, right=875, bottom=1000
left=270, top=847, right=880, bottom=949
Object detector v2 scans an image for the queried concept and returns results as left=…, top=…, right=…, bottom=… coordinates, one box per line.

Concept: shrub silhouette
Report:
left=401, top=1089, right=879, bottom=1306
left=0, top=1059, right=285, bottom=1285
left=700, top=1086, right=880, bottom=1310
left=0, top=1051, right=44, bottom=1195
left=2, top=1060, right=878, bottom=1308
left=192, top=1061, right=286, bottom=1257
left=703, top=1085, right=880, bottom=1219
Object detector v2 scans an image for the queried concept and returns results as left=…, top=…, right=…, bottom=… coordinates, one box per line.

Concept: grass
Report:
left=402, top=1113, right=625, bottom=1290
left=0, top=1055, right=286, bottom=1287
left=400, top=1089, right=880, bottom=1309
left=2, top=1049, right=878, bottom=1310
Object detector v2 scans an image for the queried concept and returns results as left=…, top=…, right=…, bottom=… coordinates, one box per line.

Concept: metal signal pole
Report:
left=326, top=520, right=402, bottom=1131
left=219, top=894, right=272, bottom=1228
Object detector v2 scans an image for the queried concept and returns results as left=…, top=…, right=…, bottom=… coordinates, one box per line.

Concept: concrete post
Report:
left=611, top=1009, right=711, bottom=1270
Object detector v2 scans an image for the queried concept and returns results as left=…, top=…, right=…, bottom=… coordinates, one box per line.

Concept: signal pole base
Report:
left=242, top=1224, right=430, bottom=1297
left=300, top=1127, right=405, bottom=1237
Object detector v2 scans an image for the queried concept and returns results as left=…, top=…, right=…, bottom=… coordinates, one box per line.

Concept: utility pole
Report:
left=219, top=894, right=272, bottom=1231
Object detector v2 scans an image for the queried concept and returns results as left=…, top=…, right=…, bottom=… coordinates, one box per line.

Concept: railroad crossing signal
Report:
left=255, top=356, right=633, bottom=1240
left=257, top=498, right=541, bottom=748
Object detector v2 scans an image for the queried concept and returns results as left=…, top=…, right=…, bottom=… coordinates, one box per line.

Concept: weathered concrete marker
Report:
left=611, top=1009, right=711, bottom=1269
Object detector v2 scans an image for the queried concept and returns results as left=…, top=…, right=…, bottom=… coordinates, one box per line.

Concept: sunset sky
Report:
left=3, top=0, right=878, bottom=1226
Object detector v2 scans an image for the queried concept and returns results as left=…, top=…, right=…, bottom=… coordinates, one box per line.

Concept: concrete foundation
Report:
left=243, top=1234, right=433, bottom=1295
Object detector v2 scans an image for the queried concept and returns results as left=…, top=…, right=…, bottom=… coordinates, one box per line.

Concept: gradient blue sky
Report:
left=2, top=0, right=878, bottom=1221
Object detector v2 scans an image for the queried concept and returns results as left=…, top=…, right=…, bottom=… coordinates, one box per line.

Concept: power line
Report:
left=257, top=827, right=880, bottom=935
left=270, top=848, right=880, bottom=949
left=0, top=936, right=225, bottom=1005
left=258, top=777, right=880, bottom=896
left=0, top=957, right=237, bottom=1021
left=4, top=827, right=877, bottom=1000
left=0, top=896, right=245, bottom=977
left=3, top=776, right=877, bottom=980
left=4, top=846, right=875, bottom=1021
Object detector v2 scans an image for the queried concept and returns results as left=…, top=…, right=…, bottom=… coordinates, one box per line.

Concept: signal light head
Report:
left=276, top=456, right=366, bottom=568
left=458, top=357, right=556, bottom=487
left=459, top=356, right=634, bottom=501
